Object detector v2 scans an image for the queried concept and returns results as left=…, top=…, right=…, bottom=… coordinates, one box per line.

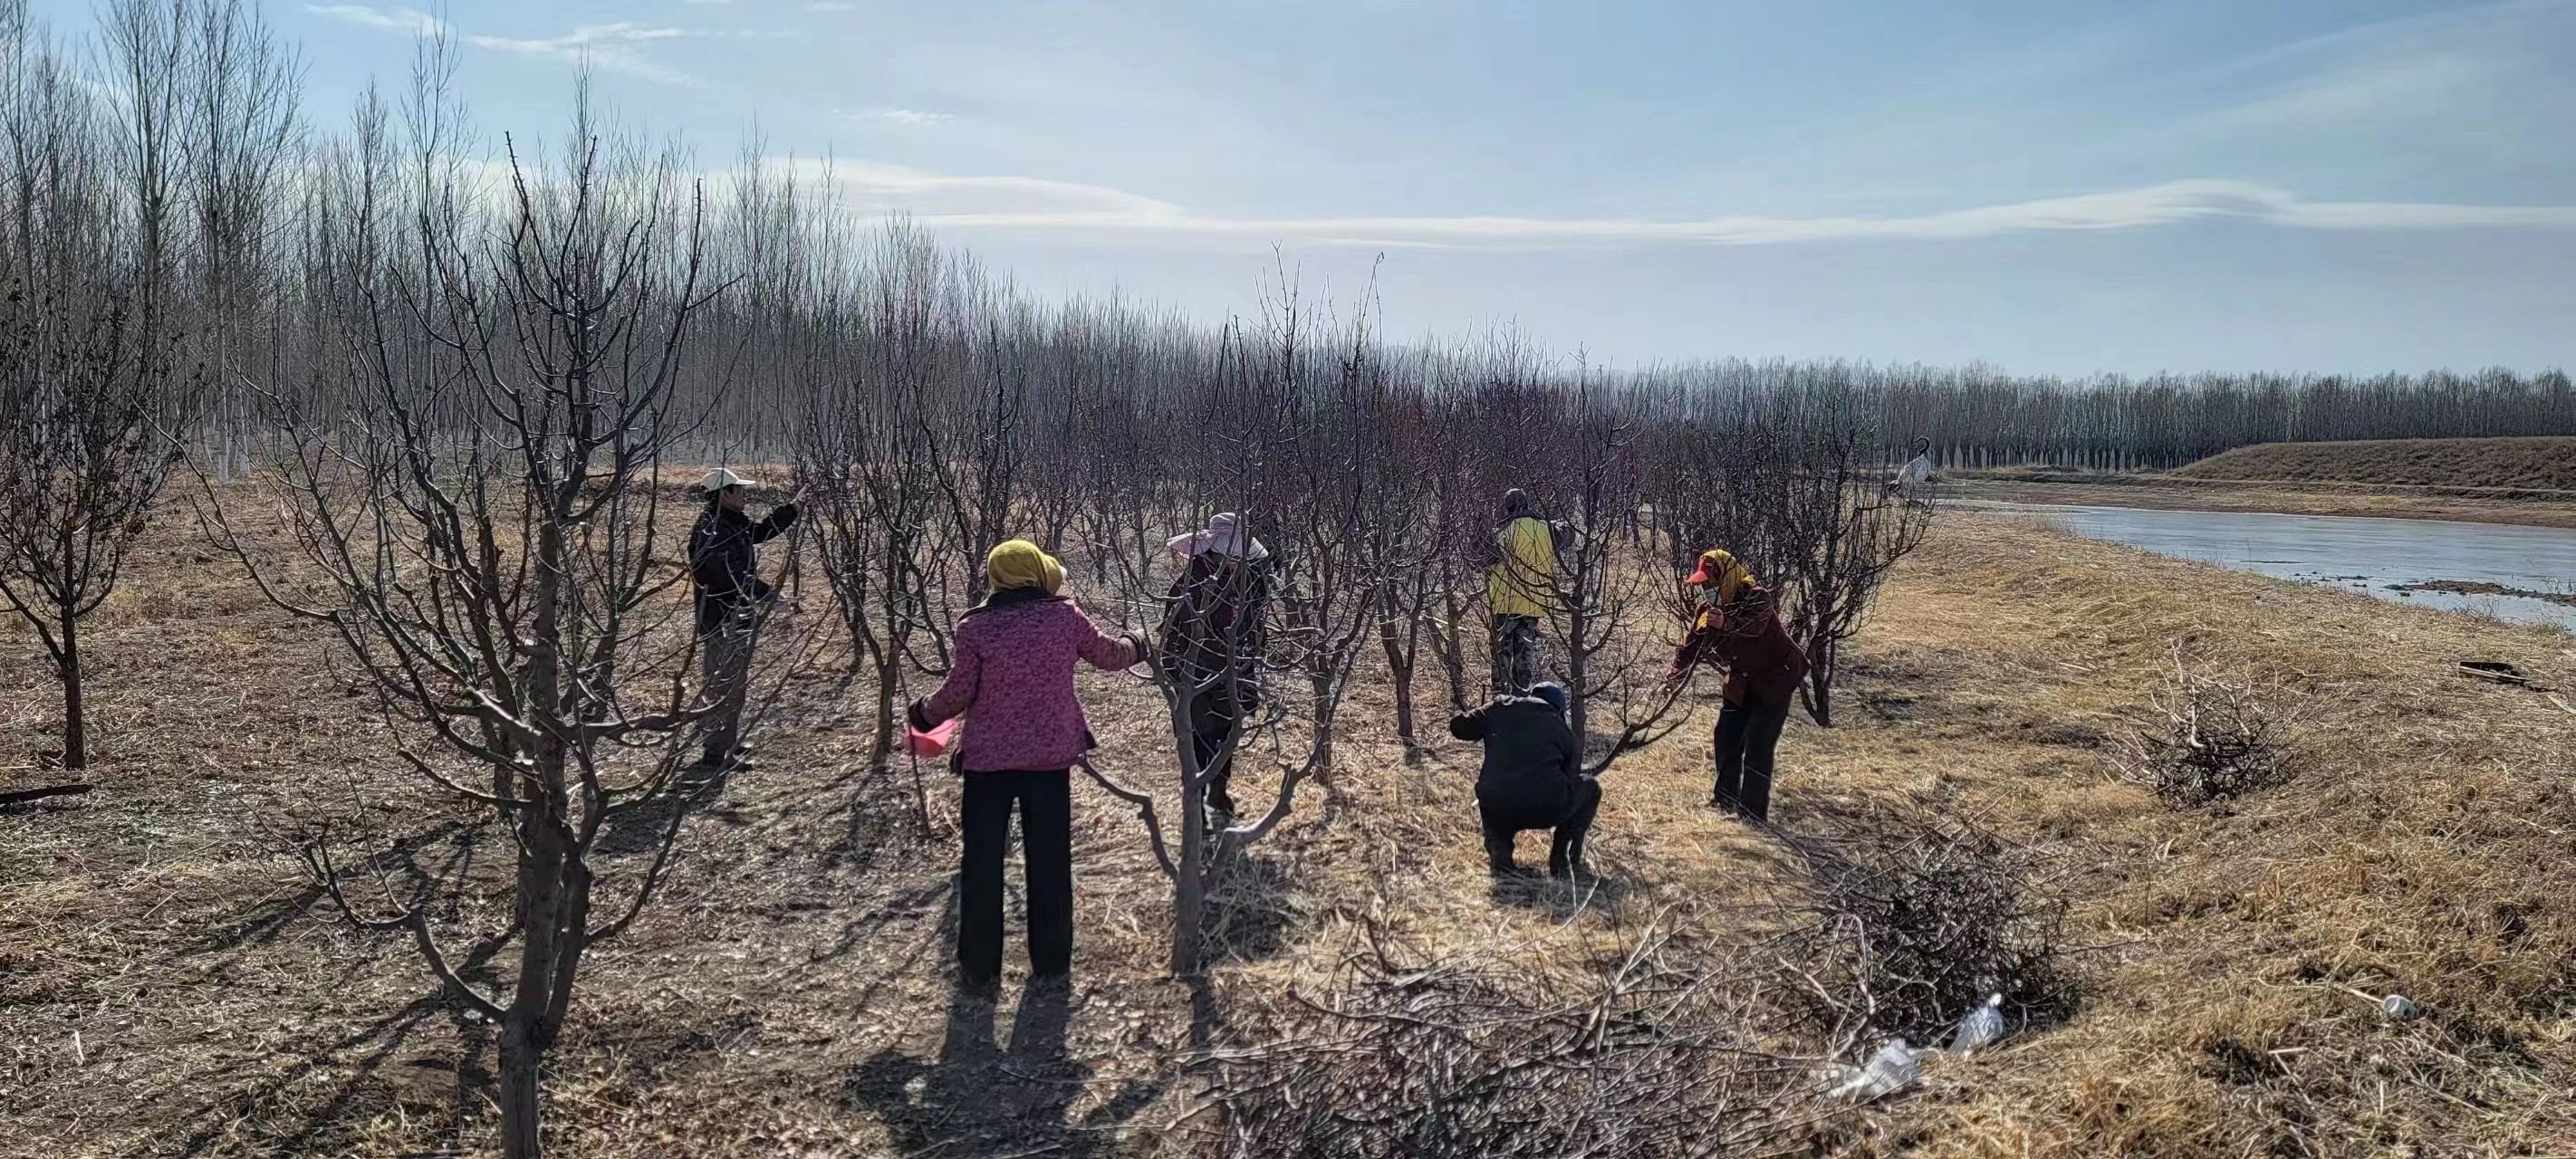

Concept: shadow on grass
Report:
left=844, top=976, right=1166, bottom=1158
left=173, top=817, right=488, bottom=962
left=175, top=933, right=511, bottom=1158
left=1197, top=848, right=1300, bottom=966
left=1488, top=870, right=1640, bottom=915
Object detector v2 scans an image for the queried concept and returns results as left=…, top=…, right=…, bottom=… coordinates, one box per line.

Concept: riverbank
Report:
left=1954, top=472, right=2576, bottom=529
left=5, top=515, right=2571, bottom=1156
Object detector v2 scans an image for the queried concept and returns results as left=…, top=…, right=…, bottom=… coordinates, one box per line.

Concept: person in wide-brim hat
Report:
left=686, top=466, right=799, bottom=771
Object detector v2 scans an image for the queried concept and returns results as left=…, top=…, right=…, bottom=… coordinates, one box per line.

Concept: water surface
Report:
left=1968, top=502, right=2576, bottom=631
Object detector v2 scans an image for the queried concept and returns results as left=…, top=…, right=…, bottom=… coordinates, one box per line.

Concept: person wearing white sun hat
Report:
left=687, top=467, right=799, bottom=771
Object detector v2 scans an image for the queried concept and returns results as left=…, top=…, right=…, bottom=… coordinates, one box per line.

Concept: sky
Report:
left=32, top=0, right=2576, bottom=375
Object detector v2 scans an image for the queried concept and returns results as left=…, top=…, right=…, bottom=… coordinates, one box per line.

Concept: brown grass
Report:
left=4, top=502, right=2573, bottom=1157
left=2177, top=436, right=2576, bottom=492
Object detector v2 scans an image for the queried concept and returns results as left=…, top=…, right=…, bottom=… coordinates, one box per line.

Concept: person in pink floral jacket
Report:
left=908, top=539, right=1142, bottom=988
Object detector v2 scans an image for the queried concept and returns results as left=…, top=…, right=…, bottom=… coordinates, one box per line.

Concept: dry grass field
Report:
left=2177, top=437, right=2576, bottom=493
left=1959, top=437, right=2576, bottom=530
left=5, top=506, right=2573, bottom=1157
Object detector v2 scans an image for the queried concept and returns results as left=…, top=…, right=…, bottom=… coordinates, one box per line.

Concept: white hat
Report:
left=701, top=467, right=756, bottom=493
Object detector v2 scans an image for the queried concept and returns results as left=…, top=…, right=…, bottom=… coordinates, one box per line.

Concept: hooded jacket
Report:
left=688, top=502, right=798, bottom=634
left=1449, top=693, right=1584, bottom=815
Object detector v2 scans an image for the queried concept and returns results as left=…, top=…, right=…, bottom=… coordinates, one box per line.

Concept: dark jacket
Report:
left=1449, top=694, right=1583, bottom=815
left=1668, top=586, right=1810, bottom=708
left=688, top=502, right=797, bottom=634
left=1158, top=551, right=1270, bottom=736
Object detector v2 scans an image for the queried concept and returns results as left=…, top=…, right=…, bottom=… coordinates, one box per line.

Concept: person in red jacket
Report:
left=908, top=539, right=1142, bottom=989
left=1664, top=549, right=1810, bottom=823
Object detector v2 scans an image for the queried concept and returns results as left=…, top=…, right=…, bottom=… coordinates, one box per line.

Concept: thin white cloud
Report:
left=805, top=2, right=855, bottom=10
left=466, top=23, right=707, bottom=88
left=304, top=3, right=446, bottom=37
left=2195, top=0, right=2572, bottom=132
left=774, top=167, right=2576, bottom=248
left=310, top=6, right=719, bottom=88
left=850, top=108, right=954, bottom=126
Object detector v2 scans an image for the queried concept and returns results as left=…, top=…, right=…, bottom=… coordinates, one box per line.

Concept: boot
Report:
left=1548, top=833, right=1586, bottom=879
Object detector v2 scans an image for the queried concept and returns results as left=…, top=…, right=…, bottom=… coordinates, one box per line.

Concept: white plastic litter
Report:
left=2380, top=993, right=2422, bottom=1020
left=1826, top=1038, right=1927, bottom=1103
left=1949, top=992, right=2006, bottom=1055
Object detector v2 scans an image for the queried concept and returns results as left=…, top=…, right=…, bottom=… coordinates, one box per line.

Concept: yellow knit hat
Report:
left=985, top=539, right=1064, bottom=595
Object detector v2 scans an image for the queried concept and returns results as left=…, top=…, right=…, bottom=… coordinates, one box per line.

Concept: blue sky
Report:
left=34, top=0, right=2576, bottom=374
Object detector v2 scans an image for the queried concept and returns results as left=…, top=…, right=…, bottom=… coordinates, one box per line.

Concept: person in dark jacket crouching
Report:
left=1450, top=682, right=1600, bottom=878
left=1665, top=549, right=1809, bottom=823
left=687, top=467, right=798, bottom=770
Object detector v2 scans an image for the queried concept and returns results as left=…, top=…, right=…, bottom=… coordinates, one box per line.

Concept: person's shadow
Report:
left=846, top=976, right=1161, bottom=1157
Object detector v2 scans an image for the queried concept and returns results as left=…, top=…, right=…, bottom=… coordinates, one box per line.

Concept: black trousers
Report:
left=1479, top=777, right=1602, bottom=873
left=957, top=770, right=1073, bottom=984
left=1191, top=729, right=1239, bottom=817
left=1713, top=697, right=1791, bottom=822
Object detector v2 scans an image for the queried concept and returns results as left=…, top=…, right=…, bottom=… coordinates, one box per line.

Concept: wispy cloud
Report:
left=841, top=107, right=954, bottom=126
left=804, top=2, right=854, bottom=10
left=304, top=3, right=445, bottom=37
left=466, top=24, right=711, bottom=88
left=2194, top=0, right=2573, bottom=133
left=306, top=6, right=720, bottom=88
left=772, top=166, right=2576, bottom=248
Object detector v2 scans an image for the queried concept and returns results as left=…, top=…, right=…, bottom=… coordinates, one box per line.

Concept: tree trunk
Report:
left=497, top=1022, right=545, bottom=1159
left=1379, top=613, right=1416, bottom=747
left=869, top=647, right=898, bottom=771
left=1172, top=750, right=1206, bottom=976
left=1804, top=631, right=1836, bottom=727
left=57, top=604, right=84, bottom=771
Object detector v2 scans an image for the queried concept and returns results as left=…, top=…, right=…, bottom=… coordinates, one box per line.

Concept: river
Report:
left=1967, top=503, right=2576, bottom=631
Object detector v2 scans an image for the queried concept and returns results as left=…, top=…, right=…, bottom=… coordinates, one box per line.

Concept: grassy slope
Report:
left=4, top=512, right=2572, bottom=1157
left=2177, top=436, right=2576, bottom=491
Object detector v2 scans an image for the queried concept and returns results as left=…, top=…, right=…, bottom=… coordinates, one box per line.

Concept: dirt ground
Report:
left=5, top=507, right=2574, bottom=1157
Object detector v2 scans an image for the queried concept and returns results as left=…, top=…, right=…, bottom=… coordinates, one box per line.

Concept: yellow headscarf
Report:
left=1688, top=548, right=1755, bottom=606
left=985, top=539, right=1064, bottom=595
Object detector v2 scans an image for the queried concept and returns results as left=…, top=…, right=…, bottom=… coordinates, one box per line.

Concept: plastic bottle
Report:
left=1826, top=1038, right=1925, bottom=1103
left=1949, top=992, right=2006, bottom=1055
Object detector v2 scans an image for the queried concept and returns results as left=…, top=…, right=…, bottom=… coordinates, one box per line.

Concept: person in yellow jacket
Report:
left=1485, top=488, right=1561, bottom=694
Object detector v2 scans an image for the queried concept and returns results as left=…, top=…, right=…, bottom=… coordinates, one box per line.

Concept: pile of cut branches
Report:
left=1203, top=917, right=1847, bottom=1157
left=2107, top=646, right=2296, bottom=808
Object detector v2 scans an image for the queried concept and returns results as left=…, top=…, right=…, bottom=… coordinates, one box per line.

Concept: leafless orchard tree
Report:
left=1772, top=417, right=1932, bottom=725
left=1543, top=379, right=1692, bottom=771
left=1070, top=282, right=1390, bottom=975
left=1641, top=374, right=1931, bottom=727
left=0, top=10, right=207, bottom=775
left=200, top=89, right=771, bottom=1158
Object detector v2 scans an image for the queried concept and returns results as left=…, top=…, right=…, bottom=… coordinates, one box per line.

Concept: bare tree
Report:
left=1545, top=379, right=1690, bottom=771
left=1771, top=410, right=1932, bottom=726
left=0, top=7, right=207, bottom=775
left=203, top=101, right=756, bottom=1159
